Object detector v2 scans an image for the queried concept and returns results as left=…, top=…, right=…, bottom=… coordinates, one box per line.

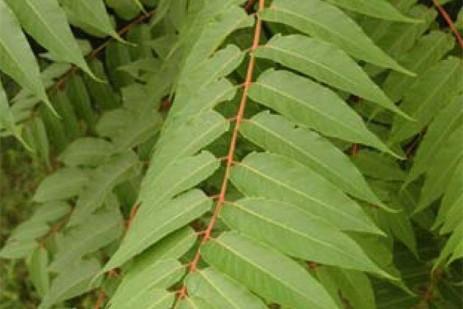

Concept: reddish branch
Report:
left=432, top=0, right=463, bottom=49
left=94, top=289, right=106, bottom=309
left=177, top=0, right=266, bottom=299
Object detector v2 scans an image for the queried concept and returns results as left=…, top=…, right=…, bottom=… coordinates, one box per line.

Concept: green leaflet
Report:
left=0, top=239, right=38, bottom=259
left=317, top=267, right=376, bottom=309
left=27, top=247, right=50, bottom=297
left=33, top=167, right=88, bottom=203
left=222, top=198, right=392, bottom=278
left=261, top=0, right=412, bottom=75
left=140, top=111, right=229, bottom=206
left=436, top=161, right=463, bottom=234
left=186, top=268, right=267, bottom=309
left=389, top=57, right=463, bottom=143
left=240, top=112, right=387, bottom=208
left=248, top=70, right=398, bottom=157
left=139, top=151, right=221, bottom=210
left=352, top=150, right=406, bottom=182
left=105, top=0, right=141, bottom=20
left=177, top=297, right=215, bottom=309
left=49, top=208, right=124, bottom=273
left=416, top=125, right=463, bottom=212
left=383, top=31, right=455, bottom=103
left=30, top=201, right=71, bottom=223
left=362, top=5, right=436, bottom=77
left=60, top=0, right=122, bottom=40
left=0, top=1, right=53, bottom=113
left=113, top=289, right=175, bottom=309
left=231, top=152, right=383, bottom=235
left=325, top=0, right=419, bottom=22
left=110, top=259, right=185, bottom=309
left=69, top=151, right=140, bottom=226
left=254, top=34, right=409, bottom=119
left=102, top=189, right=212, bottom=272
left=434, top=223, right=463, bottom=268
left=10, top=221, right=50, bottom=241
left=0, top=81, right=21, bottom=140
left=202, top=232, right=339, bottom=309
left=4, top=0, right=96, bottom=79
left=406, top=96, right=463, bottom=186
left=59, top=137, right=116, bottom=167
left=40, top=259, right=102, bottom=309
left=131, top=227, right=197, bottom=270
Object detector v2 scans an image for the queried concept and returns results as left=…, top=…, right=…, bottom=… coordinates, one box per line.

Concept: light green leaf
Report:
left=105, top=0, right=141, bottom=20
left=325, top=0, right=420, bottom=22
left=317, top=267, right=375, bottom=309
left=49, top=208, right=124, bottom=273
left=103, top=189, right=211, bottom=272
left=11, top=221, right=50, bottom=241
left=389, top=57, right=463, bottom=143
left=240, top=112, right=386, bottom=208
left=261, top=0, right=412, bottom=74
left=186, top=268, right=267, bottom=309
left=33, top=168, right=88, bottom=203
left=434, top=223, right=463, bottom=268
left=69, top=151, right=140, bottom=226
left=383, top=31, right=455, bottom=102
left=436, top=161, right=463, bottom=234
left=59, top=137, right=116, bottom=167
left=30, top=201, right=71, bottom=223
left=60, top=0, right=122, bottom=40
left=0, top=1, right=53, bottom=113
left=406, top=96, right=463, bottom=186
left=132, top=227, right=197, bottom=271
left=249, top=70, right=397, bottom=157
left=0, top=240, right=38, bottom=259
left=110, top=259, right=185, bottom=309
left=4, top=0, right=96, bottom=78
left=140, top=111, right=229, bottom=207
left=416, top=125, right=463, bottom=212
left=40, top=259, right=101, bottom=308
left=27, top=247, right=49, bottom=297
left=231, top=152, right=383, bottom=235
left=352, top=150, right=406, bottom=181
left=0, top=80, right=23, bottom=142
left=202, top=232, right=339, bottom=309
left=222, top=198, right=391, bottom=278
left=177, top=297, right=215, bottom=309
left=254, top=34, right=408, bottom=118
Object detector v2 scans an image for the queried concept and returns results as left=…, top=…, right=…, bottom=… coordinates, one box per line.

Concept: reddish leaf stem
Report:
left=177, top=0, right=266, bottom=299
left=432, top=0, right=463, bottom=49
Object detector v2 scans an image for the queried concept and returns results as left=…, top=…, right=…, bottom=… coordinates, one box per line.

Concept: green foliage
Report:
left=1, top=0, right=462, bottom=308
